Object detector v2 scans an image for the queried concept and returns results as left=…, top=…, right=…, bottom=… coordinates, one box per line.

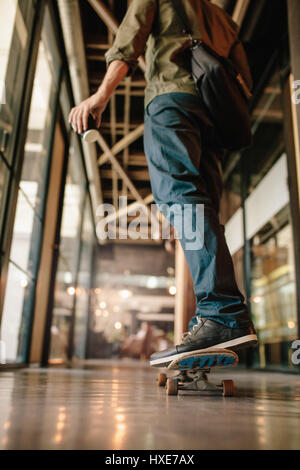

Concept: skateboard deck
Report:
left=157, top=349, right=238, bottom=396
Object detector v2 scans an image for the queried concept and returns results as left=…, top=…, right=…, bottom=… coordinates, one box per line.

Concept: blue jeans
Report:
left=144, top=93, right=250, bottom=329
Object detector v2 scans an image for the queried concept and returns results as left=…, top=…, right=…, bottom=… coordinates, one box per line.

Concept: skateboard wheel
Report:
left=158, top=373, right=167, bottom=387
left=166, top=378, right=178, bottom=396
left=222, top=380, right=235, bottom=397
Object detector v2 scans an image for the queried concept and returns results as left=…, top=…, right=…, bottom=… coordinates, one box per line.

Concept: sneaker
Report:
left=150, top=318, right=258, bottom=368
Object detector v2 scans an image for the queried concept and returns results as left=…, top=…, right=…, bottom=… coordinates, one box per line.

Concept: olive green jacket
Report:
left=105, top=0, right=253, bottom=108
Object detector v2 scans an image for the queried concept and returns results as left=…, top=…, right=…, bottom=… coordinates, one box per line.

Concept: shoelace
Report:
left=181, top=317, right=204, bottom=341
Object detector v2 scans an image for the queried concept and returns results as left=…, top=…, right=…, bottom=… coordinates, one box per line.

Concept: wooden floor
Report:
left=0, top=359, right=300, bottom=450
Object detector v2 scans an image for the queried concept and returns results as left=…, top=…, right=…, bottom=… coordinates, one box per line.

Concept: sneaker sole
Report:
left=150, top=334, right=258, bottom=368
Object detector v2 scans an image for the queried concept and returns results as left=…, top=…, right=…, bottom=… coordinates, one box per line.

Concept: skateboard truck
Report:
left=157, top=349, right=238, bottom=397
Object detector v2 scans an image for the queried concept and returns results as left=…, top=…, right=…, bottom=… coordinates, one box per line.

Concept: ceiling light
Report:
left=64, top=272, right=72, bottom=284
left=120, top=290, right=132, bottom=299
left=146, top=277, right=158, bottom=289
left=169, top=285, right=177, bottom=296
left=67, top=286, right=76, bottom=296
left=20, top=279, right=29, bottom=288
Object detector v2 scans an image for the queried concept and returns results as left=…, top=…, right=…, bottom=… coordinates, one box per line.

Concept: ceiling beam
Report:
left=98, top=124, right=145, bottom=166
left=107, top=0, right=118, bottom=209
left=91, top=86, right=144, bottom=96
left=101, top=169, right=150, bottom=181
left=232, top=0, right=250, bottom=29
left=94, top=130, right=161, bottom=238
left=122, top=77, right=132, bottom=195
left=94, top=132, right=159, bottom=235
left=89, top=75, right=146, bottom=87
left=252, top=109, right=283, bottom=120
left=86, top=42, right=110, bottom=50
left=88, top=0, right=119, bottom=33
left=87, top=0, right=146, bottom=72
left=104, top=194, right=155, bottom=225
left=103, top=187, right=150, bottom=199
left=96, top=132, right=147, bottom=202
left=211, top=0, right=232, bottom=10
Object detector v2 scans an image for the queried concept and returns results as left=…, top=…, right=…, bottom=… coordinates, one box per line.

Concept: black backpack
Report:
left=171, top=0, right=253, bottom=151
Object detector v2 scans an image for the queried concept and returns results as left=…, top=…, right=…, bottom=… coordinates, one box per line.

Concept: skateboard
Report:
left=157, top=349, right=238, bottom=396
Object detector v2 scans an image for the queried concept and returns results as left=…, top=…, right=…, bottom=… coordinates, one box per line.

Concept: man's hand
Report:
left=68, top=92, right=108, bottom=134
left=69, top=60, right=129, bottom=135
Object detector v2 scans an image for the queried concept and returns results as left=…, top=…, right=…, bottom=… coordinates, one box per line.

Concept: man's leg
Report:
left=144, top=93, right=257, bottom=367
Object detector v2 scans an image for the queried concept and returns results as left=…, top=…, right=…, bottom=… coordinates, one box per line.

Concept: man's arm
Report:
left=69, top=60, right=128, bottom=134
left=69, top=0, right=156, bottom=134
left=105, top=0, right=156, bottom=75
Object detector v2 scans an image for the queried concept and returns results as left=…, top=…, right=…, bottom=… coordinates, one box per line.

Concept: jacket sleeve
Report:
left=105, top=0, right=157, bottom=76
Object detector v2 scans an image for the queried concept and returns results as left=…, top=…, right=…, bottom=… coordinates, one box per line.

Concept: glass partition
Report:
left=251, top=213, right=298, bottom=368
left=49, top=137, right=86, bottom=362
left=0, top=0, right=35, bottom=230
left=247, top=70, right=297, bottom=369
left=223, top=66, right=298, bottom=370
left=0, top=2, right=97, bottom=365
left=0, top=5, right=61, bottom=363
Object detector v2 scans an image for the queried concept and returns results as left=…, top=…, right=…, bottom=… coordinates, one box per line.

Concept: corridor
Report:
left=0, top=360, right=300, bottom=450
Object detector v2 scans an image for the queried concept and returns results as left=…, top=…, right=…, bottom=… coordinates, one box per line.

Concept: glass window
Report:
left=0, top=0, right=35, bottom=163
left=9, top=190, right=42, bottom=277
left=20, top=38, right=57, bottom=216
left=0, top=0, right=35, bottom=225
left=251, top=216, right=297, bottom=364
left=49, top=138, right=86, bottom=362
left=0, top=6, right=62, bottom=363
left=223, top=66, right=298, bottom=370
left=246, top=69, right=284, bottom=196
left=73, top=199, right=94, bottom=359
left=0, top=0, right=18, bottom=82
left=0, top=263, right=33, bottom=362
left=246, top=69, right=298, bottom=369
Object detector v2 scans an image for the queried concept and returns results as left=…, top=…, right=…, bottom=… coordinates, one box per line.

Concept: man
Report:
left=69, top=0, right=258, bottom=368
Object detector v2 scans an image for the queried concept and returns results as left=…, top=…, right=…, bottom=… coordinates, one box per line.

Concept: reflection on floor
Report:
left=0, top=359, right=300, bottom=450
